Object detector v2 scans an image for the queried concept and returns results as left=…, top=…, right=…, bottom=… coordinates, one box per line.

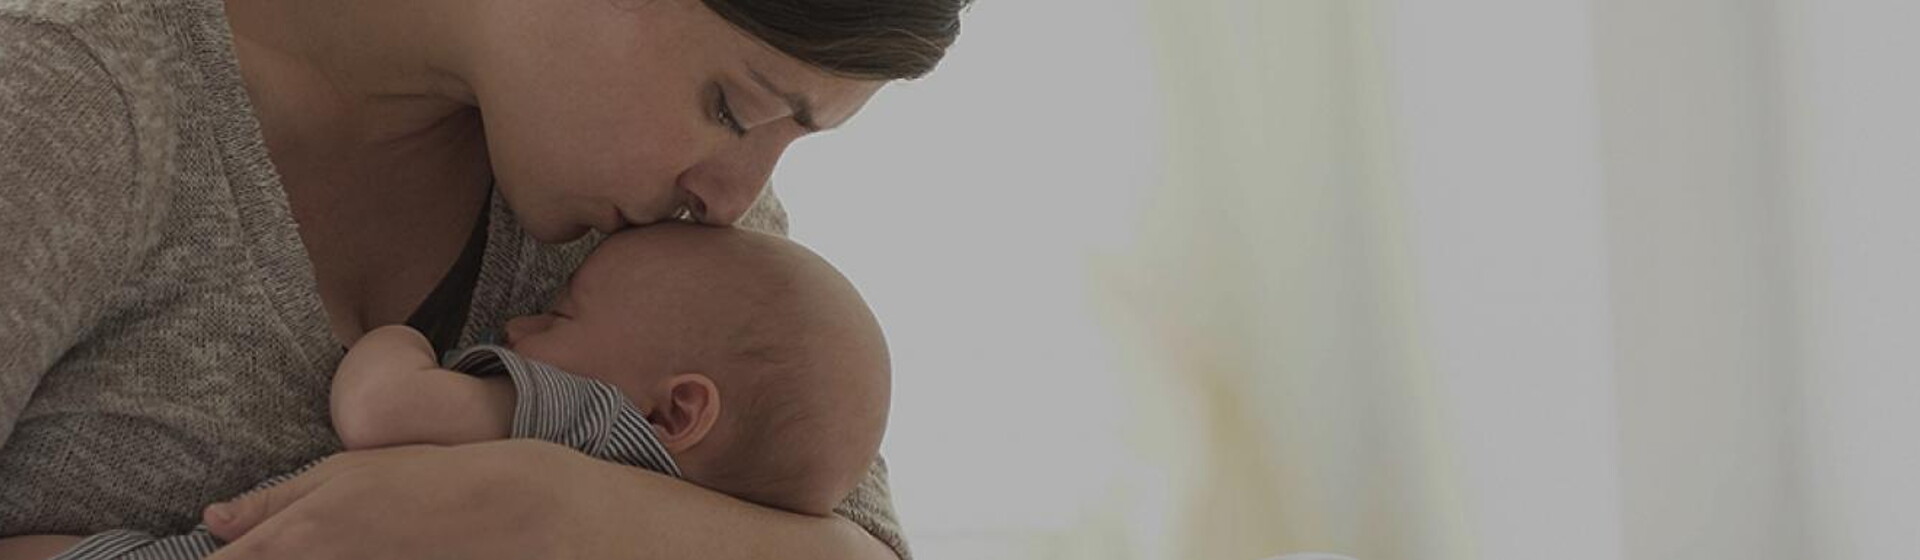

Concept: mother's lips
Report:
left=616, top=206, right=660, bottom=229
left=611, top=199, right=704, bottom=230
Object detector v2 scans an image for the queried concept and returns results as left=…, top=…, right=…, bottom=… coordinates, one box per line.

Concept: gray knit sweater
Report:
left=0, top=0, right=906, bottom=556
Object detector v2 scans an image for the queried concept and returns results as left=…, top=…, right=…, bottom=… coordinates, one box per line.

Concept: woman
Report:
left=0, top=0, right=964, bottom=557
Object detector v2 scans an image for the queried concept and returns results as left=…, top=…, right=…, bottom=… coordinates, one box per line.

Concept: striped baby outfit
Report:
left=49, top=346, right=679, bottom=559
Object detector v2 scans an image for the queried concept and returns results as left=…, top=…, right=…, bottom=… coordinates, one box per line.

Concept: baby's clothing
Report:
left=48, top=346, right=677, bottom=560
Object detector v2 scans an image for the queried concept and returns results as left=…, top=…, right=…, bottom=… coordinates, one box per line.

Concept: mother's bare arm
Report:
left=199, top=441, right=900, bottom=560
left=572, top=457, right=901, bottom=560
left=0, top=535, right=82, bottom=560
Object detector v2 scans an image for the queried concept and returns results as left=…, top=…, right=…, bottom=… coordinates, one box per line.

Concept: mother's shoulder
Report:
left=2, top=0, right=226, bottom=98
left=1, top=0, right=206, bottom=25
left=739, top=187, right=791, bottom=238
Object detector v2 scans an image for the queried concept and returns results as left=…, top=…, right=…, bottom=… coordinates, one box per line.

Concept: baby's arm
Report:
left=330, top=325, right=516, bottom=449
left=343, top=329, right=680, bottom=476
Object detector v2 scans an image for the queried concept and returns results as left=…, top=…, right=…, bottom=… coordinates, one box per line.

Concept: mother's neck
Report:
left=222, top=0, right=480, bottom=150
left=221, top=0, right=500, bottom=347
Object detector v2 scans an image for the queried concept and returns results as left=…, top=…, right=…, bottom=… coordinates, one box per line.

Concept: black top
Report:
left=401, top=193, right=491, bottom=356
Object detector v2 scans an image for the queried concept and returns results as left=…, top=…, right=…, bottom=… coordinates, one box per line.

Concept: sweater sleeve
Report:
left=736, top=183, right=790, bottom=237
left=835, top=457, right=913, bottom=560
left=0, top=18, right=155, bottom=448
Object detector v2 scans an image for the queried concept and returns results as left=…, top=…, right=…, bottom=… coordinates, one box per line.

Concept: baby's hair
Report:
left=604, top=224, right=887, bottom=516
left=702, top=364, right=828, bottom=512
left=697, top=277, right=859, bottom=516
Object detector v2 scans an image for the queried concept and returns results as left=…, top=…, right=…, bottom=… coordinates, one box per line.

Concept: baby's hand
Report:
left=331, top=325, right=515, bottom=449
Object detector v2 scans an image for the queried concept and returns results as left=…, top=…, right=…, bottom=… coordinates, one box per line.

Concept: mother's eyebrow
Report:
left=748, top=67, right=820, bottom=132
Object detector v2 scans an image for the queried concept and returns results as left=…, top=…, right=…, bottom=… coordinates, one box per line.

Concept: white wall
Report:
left=1382, top=1, right=1625, bottom=558
left=771, top=0, right=1163, bottom=556
left=769, top=0, right=1920, bottom=557
left=1592, top=1, right=1803, bottom=558
left=1776, top=1, right=1920, bottom=557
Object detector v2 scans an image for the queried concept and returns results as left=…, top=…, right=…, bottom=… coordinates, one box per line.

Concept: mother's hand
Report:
left=201, top=439, right=896, bottom=560
left=203, top=441, right=582, bottom=560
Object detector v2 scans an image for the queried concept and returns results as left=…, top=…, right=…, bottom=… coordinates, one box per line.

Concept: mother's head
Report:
left=468, top=0, right=970, bottom=241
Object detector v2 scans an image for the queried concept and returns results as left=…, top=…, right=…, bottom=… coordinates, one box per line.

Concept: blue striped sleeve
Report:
left=448, top=345, right=681, bottom=477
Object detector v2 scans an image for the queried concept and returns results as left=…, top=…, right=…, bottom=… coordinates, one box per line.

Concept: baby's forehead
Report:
left=567, top=226, right=867, bottom=338
left=580, top=229, right=814, bottom=287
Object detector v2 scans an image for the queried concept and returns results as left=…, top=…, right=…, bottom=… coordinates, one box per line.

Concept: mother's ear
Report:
left=644, top=373, right=720, bottom=452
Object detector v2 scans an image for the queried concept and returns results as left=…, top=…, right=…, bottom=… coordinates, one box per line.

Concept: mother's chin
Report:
left=487, top=181, right=590, bottom=244
left=512, top=208, right=597, bottom=245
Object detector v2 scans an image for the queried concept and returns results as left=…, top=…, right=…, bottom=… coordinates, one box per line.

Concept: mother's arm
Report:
left=201, top=440, right=901, bottom=560
left=0, top=536, right=83, bottom=560
left=0, top=18, right=157, bottom=447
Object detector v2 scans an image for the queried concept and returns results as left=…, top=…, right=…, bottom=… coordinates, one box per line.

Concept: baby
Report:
left=32, top=224, right=890, bottom=560
left=333, top=223, right=892, bottom=515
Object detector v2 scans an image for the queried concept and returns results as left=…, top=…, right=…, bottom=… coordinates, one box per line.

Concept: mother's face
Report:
left=471, top=0, right=884, bottom=242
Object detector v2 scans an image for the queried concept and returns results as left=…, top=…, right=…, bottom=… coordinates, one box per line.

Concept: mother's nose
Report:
left=682, top=142, right=789, bottom=226
left=682, top=176, right=766, bottom=226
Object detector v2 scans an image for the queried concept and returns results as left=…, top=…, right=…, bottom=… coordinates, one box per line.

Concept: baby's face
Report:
left=498, top=226, right=777, bottom=406
left=499, top=247, right=685, bottom=402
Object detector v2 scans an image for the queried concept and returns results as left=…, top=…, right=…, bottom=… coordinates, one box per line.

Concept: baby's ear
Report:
left=645, top=373, right=720, bottom=452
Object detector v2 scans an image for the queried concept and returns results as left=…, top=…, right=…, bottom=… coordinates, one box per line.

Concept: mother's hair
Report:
left=699, top=0, right=973, bottom=80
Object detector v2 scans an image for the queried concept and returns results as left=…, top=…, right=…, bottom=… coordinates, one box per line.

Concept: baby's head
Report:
left=501, top=224, right=890, bottom=516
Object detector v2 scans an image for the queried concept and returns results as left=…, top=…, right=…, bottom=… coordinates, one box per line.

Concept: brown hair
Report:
left=697, top=0, right=974, bottom=80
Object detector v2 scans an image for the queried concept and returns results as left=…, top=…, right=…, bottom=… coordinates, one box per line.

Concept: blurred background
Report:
left=774, top=1, right=1920, bottom=559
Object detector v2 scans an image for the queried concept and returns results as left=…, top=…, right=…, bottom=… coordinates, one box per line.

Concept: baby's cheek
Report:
left=507, top=336, right=601, bottom=381
left=504, top=335, right=553, bottom=363
left=501, top=315, right=554, bottom=345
